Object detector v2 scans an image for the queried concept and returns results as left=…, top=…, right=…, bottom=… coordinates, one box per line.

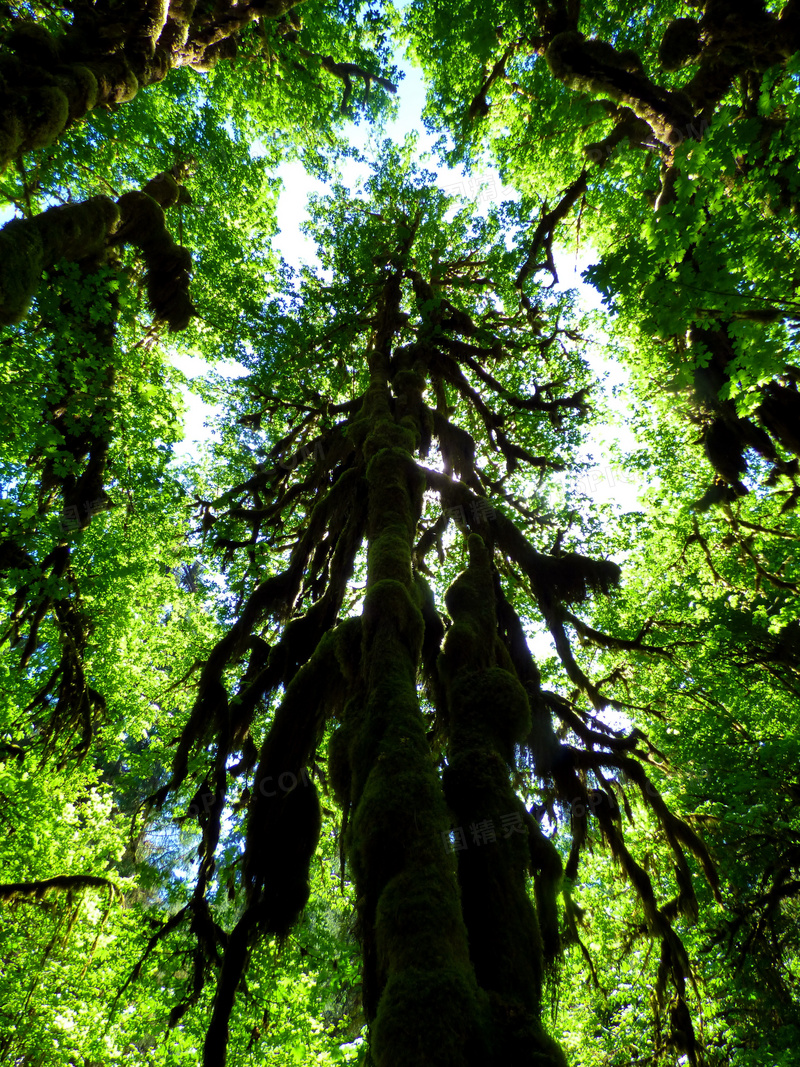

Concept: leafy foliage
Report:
left=1, top=2, right=799, bottom=1066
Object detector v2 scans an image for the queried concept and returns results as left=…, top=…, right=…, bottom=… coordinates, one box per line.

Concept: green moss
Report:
left=249, top=777, right=322, bottom=939
left=364, top=447, right=424, bottom=594
left=438, top=617, right=486, bottom=685
left=333, top=615, right=362, bottom=683
left=486, top=992, right=568, bottom=1067
left=462, top=865, right=544, bottom=1011
left=360, top=638, right=417, bottom=711
left=347, top=378, right=490, bottom=1059
left=450, top=666, right=531, bottom=759
left=372, top=967, right=489, bottom=1067
left=375, top=867, right=471, bottom=974
left=545, top=31, right=595, bottom=93
left=327, top=719, right=354, bottom=807
left=366, top=445, right=425, bottom=501
left=438, top=531, right=566, bottom=1061
left=115, top=190, right=168, bottom=246
left=0, top=111, right=23, bottom=174
left=142, top=170, right=181, bottom=207
left=526, top=805, right=563, bottom=967
left=0, top=217, right=44, bottom=324
left=362, top=579, right=424, bottom=656
left=62, top=65, right=100, bottom=117
left=346, top=623, right=430, bottom=809
left=110, top=65, right=139, bottom=104
left=393, top=367, right=425, bottom=392
left=36, top=196, right=119, bottom=266
left=414, top=573, right=446, bottom=702
left=367, top=530, right=415, bottom=585
left=22, top=86, right=69, bottom=151
left=442, top=535, right=495, bottom=644
left=493, top=634, right=515, bottom=673
left=399, top=413, right=422, bottom=445
left=535, top=552, right=620, bottom=604
left=364, top=422, right=417, bottom=458
left=442, top=749, right=510, bottom=811
left=252, top=625, right=340, bottom=786
left=111, top=191, right=195, bottom=330
left=349, top=762, right=432, bottom=894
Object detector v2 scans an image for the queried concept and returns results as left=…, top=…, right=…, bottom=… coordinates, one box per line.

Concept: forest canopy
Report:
left=0, top=1, right=799, bottom=1066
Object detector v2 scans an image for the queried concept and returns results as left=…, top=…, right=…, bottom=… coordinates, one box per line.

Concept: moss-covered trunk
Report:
left=0, top=0, right=303, bottom=173
left=440, top=533, right=566, bottom=1066
left=335, top=270, right=487, bottom=1067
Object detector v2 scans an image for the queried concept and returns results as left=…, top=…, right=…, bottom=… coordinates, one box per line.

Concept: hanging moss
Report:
left=333, top=615, right=362, bottom=683
left=3, top=173, right=192, bottom=326
left=523, top=805, right=563, bottom=968
left=252, top=776, right=322, bottom=939
left=0, top=112, right=23, bottom=175
left=0, top=873, right=118, bottom=903
left=414, top=573, right=446, bottom=706
left=328, top=712, right=356, bottom=808
left=0, top=217, right=44, bottom=323
left=433, top=410, right=479, bottom=482
left=243, top=630, right=339, bottom=899
left=112, top=189, right=195, bottom=330
left=200, top=636, right=330, bottom=1062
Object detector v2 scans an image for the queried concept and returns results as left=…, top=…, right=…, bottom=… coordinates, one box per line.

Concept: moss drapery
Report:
left=0, top=170, right=193, bottom=759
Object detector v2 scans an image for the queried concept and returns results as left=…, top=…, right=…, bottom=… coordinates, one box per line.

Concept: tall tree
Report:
left=3, top=135, right=721, bottom=1064
left=199, top=155, right=725, bottom=1065
left=2, top=4, right=799, bottom=1066
left=401, top=9, right=800, bottom=1055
